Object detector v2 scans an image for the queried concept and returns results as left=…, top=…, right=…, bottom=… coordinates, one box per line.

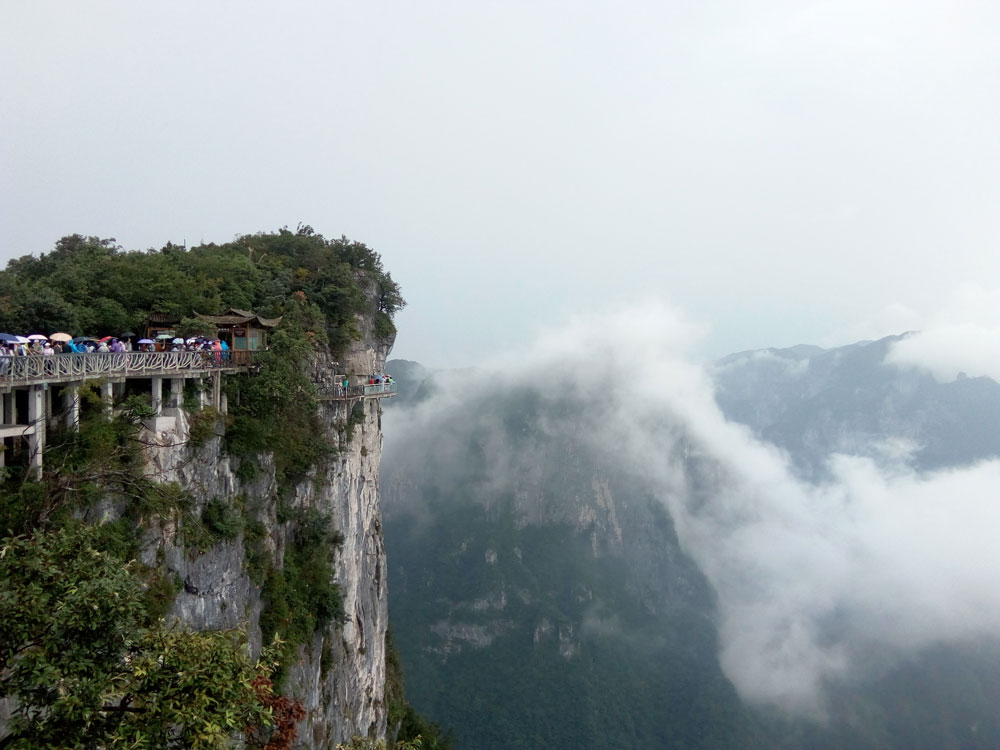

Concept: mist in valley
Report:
left=382, top=301, right=1000, bottom=746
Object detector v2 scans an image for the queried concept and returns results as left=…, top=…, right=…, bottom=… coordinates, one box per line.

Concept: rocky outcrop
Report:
left=138, top=323, right=393, bottom=748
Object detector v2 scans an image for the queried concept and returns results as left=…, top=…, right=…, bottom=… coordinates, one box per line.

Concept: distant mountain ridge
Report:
left=711, top=333, right=1000, bottom=478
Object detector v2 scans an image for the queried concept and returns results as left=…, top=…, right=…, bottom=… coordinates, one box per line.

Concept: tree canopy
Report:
left=0, top=523, right=281, bottom=749
left=0, top=226, right=404, bottom=355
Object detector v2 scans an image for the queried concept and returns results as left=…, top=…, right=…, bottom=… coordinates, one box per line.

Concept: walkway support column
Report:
left=27, top=385, right=45, bottom=479
left=63, top=384, right=80, bottom=431
left=211, top=372, right=222, bottom=410
left=151, top=376, right=163, bottom=416
left=101, top=381, right=113, bottom=420
left=0, top=391, right=6, bottom=471
left=169, top=378, right=184, bottom=409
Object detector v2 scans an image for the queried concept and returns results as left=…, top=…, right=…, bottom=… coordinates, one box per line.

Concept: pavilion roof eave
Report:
left=194, top=309, right=282, bottom=328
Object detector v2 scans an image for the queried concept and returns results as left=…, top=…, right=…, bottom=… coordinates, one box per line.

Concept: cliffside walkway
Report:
left=319, top=383, right=397, bottom=400
left=0, top=351, right=393, bottom=479
left=0, top=350, right=254, bottom=386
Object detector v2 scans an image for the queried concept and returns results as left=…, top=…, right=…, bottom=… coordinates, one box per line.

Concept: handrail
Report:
left=320, top=383, right=397, bottom=399
left=0, top=350, right=257, bottom=385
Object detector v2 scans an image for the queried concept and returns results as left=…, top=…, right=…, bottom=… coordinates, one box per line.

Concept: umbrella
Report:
left=120, top=331, right=136, bottom=338
left=49, top=332, right=72, bottom=342
left=137, top=338, right=154, bottom=345
left=99, top=335, right=113, bottom=342
left=172, top=337, right=184, bottom=344
left=27, top=334, right=48, bottom=341
left=0, top=333, right=18, bottom=342
left=14, top=336, right=29, bottom=344
left=156, top=333, right=174, bottom=340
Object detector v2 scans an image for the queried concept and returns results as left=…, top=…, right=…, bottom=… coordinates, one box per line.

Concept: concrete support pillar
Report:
left=169, top=378, right=184, bottom=409
left=220, top=391, right=228, bottom=415
left=101, top=381, right=113, bottom=420
left=45, top=385, right=54, bottom=429
left=27, top=385, right=45, bottom=479
left=211, top=372, right=222, bottom=410
left=151, top=376, right=163, bottom=416
left=0, top=392, right=6, bottom=471
left=5, top=391, right=17, bottom=463
left=198, top=378, right=208, bottom=409
left=63, top=385, right=80, bottom=431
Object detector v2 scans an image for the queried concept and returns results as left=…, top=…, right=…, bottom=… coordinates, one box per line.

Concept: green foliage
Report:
left=341, top=400, right=367, bottom=444
left=1, top=228, right=404, bottom=360
left=177, top=315, right=218, bottom=338
left=201, top=497, right=244, bottom=541
left=385, top=497, right=750, bottom=750
left=183, top=380, right=204, bottom=412
left=386, top=630, right=455, bottom=750
left=0, top=388, right=169, bottom=537
left=259, top=505, right=346, bottom=686
left=226, top=322, right=332, bottom=490
left=188, top=406, right=222, bottom=448
left=0, top=524, right=275, bottom=749
left=243, top=519, right=270, bottom=585
left=374, top=310, right=397, bottom=341
left=338, top=738, right=425, bottom=750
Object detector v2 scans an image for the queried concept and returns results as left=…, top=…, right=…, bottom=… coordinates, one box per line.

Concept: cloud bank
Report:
left=886, top=284, right=1000, bottom=381
left=387, top=300, right=1000, bottom=716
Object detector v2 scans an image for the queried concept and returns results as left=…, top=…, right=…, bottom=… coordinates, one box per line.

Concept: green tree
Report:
left=0, top=524, right=278, bottom=749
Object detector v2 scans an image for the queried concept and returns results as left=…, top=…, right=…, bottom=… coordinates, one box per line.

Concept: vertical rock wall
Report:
left=288, top=395, right=388, bottom=747
left=141, top=328, right=392, bottom=748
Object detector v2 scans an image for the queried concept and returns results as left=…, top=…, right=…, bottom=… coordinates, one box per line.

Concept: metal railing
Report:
left=321, top=382, right=397, bottom=399
left=0, top=350, right=257, bottom=385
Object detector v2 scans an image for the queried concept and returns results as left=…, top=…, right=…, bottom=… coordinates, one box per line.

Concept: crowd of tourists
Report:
left=0, top=333, right=231, bottom=357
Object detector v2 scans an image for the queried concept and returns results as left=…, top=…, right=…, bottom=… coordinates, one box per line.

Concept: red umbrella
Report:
left=99, top=336, right=113, bottom=342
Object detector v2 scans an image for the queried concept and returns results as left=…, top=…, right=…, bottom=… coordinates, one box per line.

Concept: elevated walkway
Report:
left=0, top=350, right=253, bottom=388
left=0, top=351, right=393, bottom=479
left=319, top=383, right=397, bottom=400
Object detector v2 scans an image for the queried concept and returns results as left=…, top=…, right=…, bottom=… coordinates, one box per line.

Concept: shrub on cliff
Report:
left=0, top=523, right=281, bottom=749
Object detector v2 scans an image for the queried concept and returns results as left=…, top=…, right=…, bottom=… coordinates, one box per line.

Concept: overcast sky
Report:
left=2, top=1, right=998, bottom=366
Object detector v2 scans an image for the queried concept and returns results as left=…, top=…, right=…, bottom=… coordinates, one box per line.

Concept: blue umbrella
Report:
left=0, top=333, right=18, bottom=342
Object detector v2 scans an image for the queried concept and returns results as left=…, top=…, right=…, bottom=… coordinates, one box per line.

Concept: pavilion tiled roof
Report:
left=194, top=308, right=282, bottom=328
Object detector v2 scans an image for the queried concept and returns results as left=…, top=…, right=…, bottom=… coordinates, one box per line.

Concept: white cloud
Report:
left=886, top=284, right=1000, bottom=381
left=386, top=301, right=1000, bottom=716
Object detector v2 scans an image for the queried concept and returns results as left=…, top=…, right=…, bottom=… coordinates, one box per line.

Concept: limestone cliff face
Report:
left=141, top=324, right=393, bottom=748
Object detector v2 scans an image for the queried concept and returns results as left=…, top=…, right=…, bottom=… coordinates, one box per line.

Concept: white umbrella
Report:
left=14, top=336, right=29, bottom=344
left=172, top=337, right=184, bottom=344
left=27, top=334, right=48, bottom=341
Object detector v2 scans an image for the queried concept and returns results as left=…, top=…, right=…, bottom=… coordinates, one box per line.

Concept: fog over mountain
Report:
left=383, top=302, right=1000, bottom=722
